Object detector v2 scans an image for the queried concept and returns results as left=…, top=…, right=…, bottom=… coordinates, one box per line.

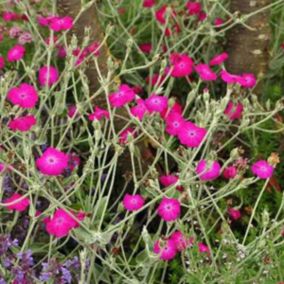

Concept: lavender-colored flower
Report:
left=2, top=175, right=13, bottom=195
left=61, top=267, right=72, bottom=284
left=0, top=278, right=7, bottom=284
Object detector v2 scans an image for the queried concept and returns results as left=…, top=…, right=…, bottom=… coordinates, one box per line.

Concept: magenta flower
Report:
left=38, top=66, right=59, bottom=87
left=161, top=102, right=183, bottom=119
left=224, top=101, right=244, bottom=120
left=159, top=174, right=179, bottom=187
left=196, top=160, right=221, bottom=181
left=198, top=11, right=207, bottom=22
left=237, top=73, right=256, bottom=89
left=44, top=208, right=84, bottom=238
left=209, top=52, right=229, bottom=66
left=177, top=121, right=207, bottom=148
left=3, top=193, right=30, bottom=212
left=88, top=106, right=110, bottom=121
left=7, top=44, right=25, bottom=62
left=186, top=1, right=202, bottom=15
left=130, top=99, right=148, bottom=120
left=36, top=147, right=69, bottom=176
left=8, top=115, right=36, bottom=132
left=170, top=231, right=189, bottom=252
left=195, top=64, right=217, bottom=81
left=67, top=105, right=77, bottom=118
left=165, top=111, right=185, bottom=136
left=228, top=208, right=241, bottom=221
left=49, top=16, right=73, bottom=32
left=223, top=166, right=238, bottom=179
left=119, top=128, right=136, bottom=144
left=198, top=242, right=209, bottom=254
left=169, top=53, right=194, bottom=77
left=220, top=69, right=240, bottom=84
left=57, top=46, right=67, bottom=58
left=145, top=94, right=168, bottom=114
left=139, top=43, right=152, bottom=54
left=122, top=194, right=145, bottom=211
left=157, top=197, right=181, bottom=222
left=143, top=0, right=155, bottom=8
left=3, top=11, right=18, bottom=22
left=214, top=17, right=224, bottom=27
left=155, top=5, right=167, bottom=25
left=109, top=84, right=135, bottom=108
left=87, top=41, right=101, bottom=57
left=7, top=83, right=39, bottom=108
left=251, top=160, right=274, bottom=179
left=153, top=239, right=177, bottom=261
left=0, top=56, right=4, bottom=69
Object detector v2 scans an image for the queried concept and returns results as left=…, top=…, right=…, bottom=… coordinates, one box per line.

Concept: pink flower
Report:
left=7, top=44, right=25, bottom=62
left=130, top=99, right=148, bottom=120
left=196, top=160, right=221, bottom=181
left=143, top=0, right=155, bottom=8
left=119, top=128, right=136, bottom=144
left=8, top=115, right=36, bottom=132
left=198, top=242, right=209, bottom=254
left=157, top=197, right=181, bottom=222
left=36, top=147, right=69, bottom=176
left=122, top=193, right=145, bottom=211
left=224, top=101, right=244, bottom=120
left=9, top=26, right=22, bottom=38
left=209, top=52, right=229, bottom=66
left=228, top=208, right=241, bottom=220
left=214, top=17, right=224, bottom=27
left=223, top=166, right=237, bottom=179
left=38, top=65, right=59, bottom=87
left=45, top=208, right=84, bottom=238
left=220, top=69, right=240, bottom=84
left=251, top=160, right=274, bottom=179
left=145, top=94, right=168, bottom=114
left=177, top=121, right=207, bottom=148
left=195, top=64, right=217, bottom=81
left=139, top=43, right=152, bottom=54
left=109, top=84, right=136, bottom=108
left=49, top=16, right=73, bottom=32
left=88, top=106, right=109, bottom=121
left=237, top=73, right=256, bottom=89
left=169, top=53, right=194, bottom=78
left=7, top=83, right=39, bottom=108
left=18, top=32, right=33, bottom=45
left=165, top=111, right=185, bottom=136
left=153, top=239, right=177, bottom=261
left=186, top=1, right=202, bottom=15
left=170, top=231, right=189, bottom=251
left=160, top=174, right=178, bottom=187
left=0, top=56, right=4, bottom=69
left=0, top=163, right=6, bottom=173
left=3, top=193, right=30, bottom=212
